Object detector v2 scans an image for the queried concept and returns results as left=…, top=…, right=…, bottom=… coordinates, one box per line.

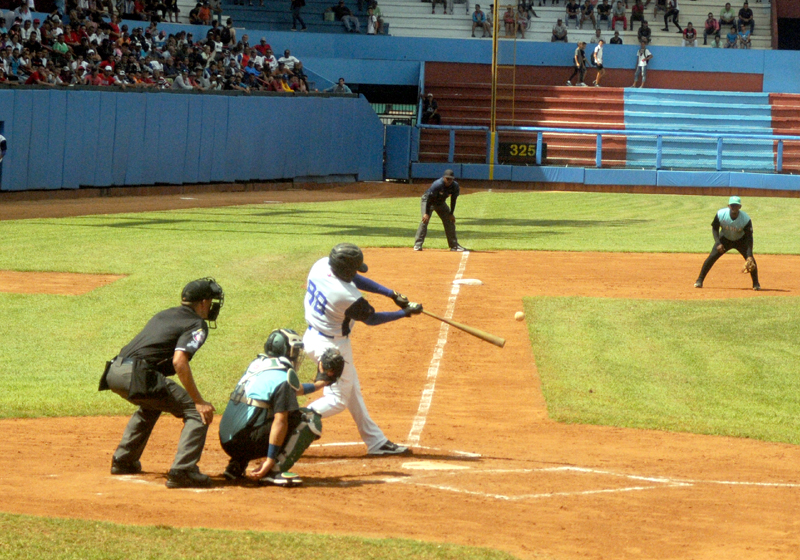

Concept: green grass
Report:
left=525, top=296, right=800, bottom=444
left=1, top=190, right=800, bottom=421
left=0, top=513, right=521, bottom=560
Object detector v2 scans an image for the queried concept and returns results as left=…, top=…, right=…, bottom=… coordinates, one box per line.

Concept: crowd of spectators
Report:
left=0, top=5, right=345, bottom=92
left=544, top=0, right=757, bottom=47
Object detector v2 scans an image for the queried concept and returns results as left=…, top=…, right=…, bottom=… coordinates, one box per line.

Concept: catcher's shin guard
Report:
left=276, top=408, right=322, bottom=473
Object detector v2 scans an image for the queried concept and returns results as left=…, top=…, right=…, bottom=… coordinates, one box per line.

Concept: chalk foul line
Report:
left=406, top=251, right=470, bottom=447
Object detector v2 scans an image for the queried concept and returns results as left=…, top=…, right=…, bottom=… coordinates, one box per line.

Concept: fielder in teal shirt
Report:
left=694, top=196, right=760, bottom=290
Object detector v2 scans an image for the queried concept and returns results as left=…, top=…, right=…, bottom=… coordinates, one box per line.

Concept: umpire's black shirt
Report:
left=119, top=306, right=208, bottom=376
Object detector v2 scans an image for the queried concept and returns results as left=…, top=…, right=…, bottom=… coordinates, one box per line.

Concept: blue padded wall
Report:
left=0, top=90, right=383, bottom=191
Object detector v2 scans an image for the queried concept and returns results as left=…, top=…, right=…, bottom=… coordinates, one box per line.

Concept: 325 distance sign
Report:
left=498, top=141, right=547, bottom=164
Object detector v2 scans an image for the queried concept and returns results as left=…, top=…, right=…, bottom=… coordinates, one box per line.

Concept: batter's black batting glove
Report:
left=404, top=302, right=423, bottom=316
left=391, top=291, right=410, bottom=309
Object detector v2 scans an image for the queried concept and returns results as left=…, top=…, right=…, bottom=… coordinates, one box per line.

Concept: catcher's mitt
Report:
left=742, top=256, right=757, bottom=274
left=391, top=291, right=410, bottom=309
left=315, top=348, right=345, bottom=385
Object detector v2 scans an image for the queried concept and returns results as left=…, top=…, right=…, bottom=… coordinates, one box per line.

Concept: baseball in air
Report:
left=515, top=311, right=525, bottom=321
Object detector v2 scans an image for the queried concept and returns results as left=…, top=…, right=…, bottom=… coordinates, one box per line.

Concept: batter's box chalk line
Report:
left=452, top=278, right=483, bottom=286
left=379, top=466, right=800, bottom=502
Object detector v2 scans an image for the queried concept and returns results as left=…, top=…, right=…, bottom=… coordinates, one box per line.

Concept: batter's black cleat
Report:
left=111, top=458, right=142, bottom=475
left=450, top=245, right=467, bottom=252
left=166, top=467, right=212, bottom=489
left=223, top=460, right=245, bottom=481
left=368, top=441, right=411, bottom=456
left=753, top=284, right=761, bottom=291
left=694, top=280, right=703, bottom=288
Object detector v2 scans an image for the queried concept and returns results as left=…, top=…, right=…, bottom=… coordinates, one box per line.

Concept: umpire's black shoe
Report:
left=111, top=458, right=142, bottom=475
left=450, top=245, right=467, bottom=252
left=368, top=441, right=411, bottom=456
left=753, top=284, right=761, bottom=291
left=223, top=460, right=245, bottom=481
left=694, top=280, right=703, bottom=288
left=166, top=467, right=212, bottom=489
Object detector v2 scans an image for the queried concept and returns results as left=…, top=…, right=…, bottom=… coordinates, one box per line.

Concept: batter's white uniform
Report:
left=303, top=257, right=388, bottom=452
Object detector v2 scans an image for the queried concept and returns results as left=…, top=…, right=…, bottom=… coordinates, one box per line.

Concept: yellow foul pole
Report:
left=489, top=3, right=499, bottom=180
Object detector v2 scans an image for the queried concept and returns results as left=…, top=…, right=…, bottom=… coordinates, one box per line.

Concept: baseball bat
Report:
left=421, top=309, right=506, bottom=348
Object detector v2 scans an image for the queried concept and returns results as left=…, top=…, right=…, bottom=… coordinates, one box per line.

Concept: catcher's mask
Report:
left=181, top=277, right=224, bottom=328
left=328, top=243, right=368, bottom=283
left=264, top=328, right=305, bottom=369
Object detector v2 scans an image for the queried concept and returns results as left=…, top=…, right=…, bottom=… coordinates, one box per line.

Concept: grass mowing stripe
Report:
left=0, top=513, right=521, bottom=560
left=525, top=296, right=800, bottom=445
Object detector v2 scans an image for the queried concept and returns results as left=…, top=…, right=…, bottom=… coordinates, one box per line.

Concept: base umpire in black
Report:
left=413, top=169, right=465, bottom=252
left=99, top=278, right=224, bottom=489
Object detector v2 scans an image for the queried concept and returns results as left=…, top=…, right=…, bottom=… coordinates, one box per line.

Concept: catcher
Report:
left=218, top=329, right=345, bottom=487
left=694, top=196, right=760, bottom=291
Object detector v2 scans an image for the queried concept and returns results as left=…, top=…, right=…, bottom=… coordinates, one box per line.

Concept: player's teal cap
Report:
left=728, top=195, right=742, bottom=206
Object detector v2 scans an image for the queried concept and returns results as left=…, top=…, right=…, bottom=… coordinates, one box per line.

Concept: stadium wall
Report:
left=0, top=88, right=384, bottom=191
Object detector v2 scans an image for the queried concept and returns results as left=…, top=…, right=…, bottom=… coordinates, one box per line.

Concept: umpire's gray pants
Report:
left=106, top=363, right=208, bottom=471
left=414, top=196, right=459, bottom=249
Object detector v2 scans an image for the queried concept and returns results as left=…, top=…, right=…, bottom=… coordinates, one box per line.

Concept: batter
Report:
left=303, top=243, right=422, bottom=455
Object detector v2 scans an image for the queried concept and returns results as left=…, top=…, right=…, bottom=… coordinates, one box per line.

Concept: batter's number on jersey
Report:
left=306, top=280, right=328, bottom=316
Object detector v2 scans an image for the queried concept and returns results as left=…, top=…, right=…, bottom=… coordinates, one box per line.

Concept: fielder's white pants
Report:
left=303, top=329, right=387, bottom=453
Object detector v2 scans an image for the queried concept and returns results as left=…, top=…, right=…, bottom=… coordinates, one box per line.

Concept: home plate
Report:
left=453, top=279, right=483, bottom=286
left=402, top=461, right=472, bottom=471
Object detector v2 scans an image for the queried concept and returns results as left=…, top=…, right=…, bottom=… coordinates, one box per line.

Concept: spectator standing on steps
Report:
left=632, top=39, right=652, bottom=87
left=566, top=40, right=587, bottom=86
left=662, top=0, right=681, bottom=33
left=592, top=39, right=605, bottom=86
left=291, top=0, right=308, bottom=31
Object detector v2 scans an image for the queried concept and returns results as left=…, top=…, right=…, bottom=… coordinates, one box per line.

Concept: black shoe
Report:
left=753, top=284, right=761, bottom=291
left=413, top=244, right=423, bottom=251
left=223, top=460, right=245, bottom=481
left=450, top=245, right=467, bottom=252
left=111, top=458, right=142, bottom=475
left=694, top=279, right=703, bottom=288
left=166, top=467, right=212, bottom=489
left=368, top=440, right=411, bottom=455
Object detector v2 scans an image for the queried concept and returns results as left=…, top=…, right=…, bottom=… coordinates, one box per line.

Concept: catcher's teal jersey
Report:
left=717, top=208, right=751, bottom=241
left=218, top=356, right=290, bottom=444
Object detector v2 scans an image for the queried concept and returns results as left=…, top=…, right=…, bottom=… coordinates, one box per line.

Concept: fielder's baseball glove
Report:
left=742, top=256, right=757, bottom=274
left=315, top=348, right=345, bottom=384
left=391, top=291, right=410, bottom=309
